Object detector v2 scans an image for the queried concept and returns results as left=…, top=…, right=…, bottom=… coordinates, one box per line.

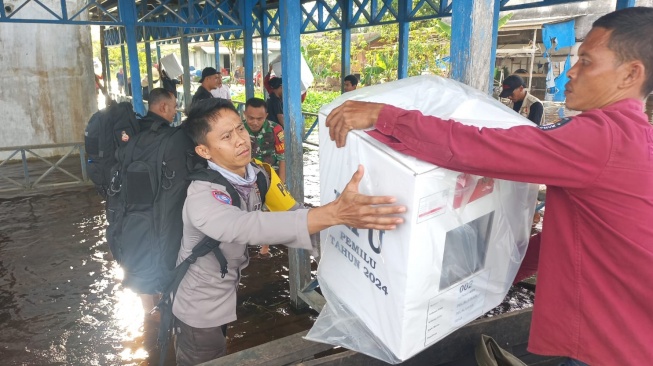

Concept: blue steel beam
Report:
left=341, top=0, right=352, bottom=93
left=616, top=0, right=637, bottom=9
left=118, top=0, right=145, bottom=115
left=279, top=0, right=310, bottom=309
left=397, top=0, right=410, bottom=79
left=242, top=0, right=255, bottom=99
left=259, top=0, right=269, bottom=97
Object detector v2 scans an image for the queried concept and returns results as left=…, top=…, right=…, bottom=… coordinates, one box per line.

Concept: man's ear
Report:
left=195, top=144, right=211, bottom=160
left=619, top=60, right=646, bottom=95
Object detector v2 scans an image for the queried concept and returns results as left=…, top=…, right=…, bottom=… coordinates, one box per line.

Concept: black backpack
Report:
left=105, top=119, right=197, bottom=294
left=155, top=166, right=269, bottom=366
left=84, top=102, right=141, bottom=198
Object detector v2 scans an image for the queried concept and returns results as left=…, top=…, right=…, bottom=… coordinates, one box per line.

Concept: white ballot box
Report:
left=306, top=75, right=539, bottom=364
left=269, top=54, right=314, bottom=94
left=159, top=53, right=183, bottom=79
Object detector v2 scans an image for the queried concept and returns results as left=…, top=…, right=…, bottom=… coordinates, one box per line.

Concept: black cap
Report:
left=499, top=75, right=525, bottom=98
left=269, top=77, right=282, bottom=89
left=199, top=67, right=219, bottom=83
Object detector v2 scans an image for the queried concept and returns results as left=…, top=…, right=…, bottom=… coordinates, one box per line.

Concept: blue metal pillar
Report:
left=261, top=0, right=269, bottom=98
left=180, top=33, right=192, bottom=111
left=118, top=0, right=144, bottom=115
left=279, top=0, right=309, bottom=310
left=397, top=0, right=410, bottom=79
left=242, top=0, right=255, bottom=99
left=451, top=0, right=496, bottom=91
left=145, top=40, right=154, bottom=90
left=104, top=47, right=112, bottom=92
left=214, top=36, right=221, bottom=69
left=156, top=43, right=161, bottom=65
left=341, top=0, right=352, bottom=92
left=488, top=0, right=501, bottom=94
left=616, top=0, right=636, bottom=9
left=120, top=44, right=128, bottom=93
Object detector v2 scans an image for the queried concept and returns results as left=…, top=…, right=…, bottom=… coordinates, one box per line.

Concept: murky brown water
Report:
left=0, top=139, right=533, bottom=365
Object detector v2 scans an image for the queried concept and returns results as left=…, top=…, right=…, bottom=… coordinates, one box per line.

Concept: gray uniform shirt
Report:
left=172, top=170, right=313, bottom=328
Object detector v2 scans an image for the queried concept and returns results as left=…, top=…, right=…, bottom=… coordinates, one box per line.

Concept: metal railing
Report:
left=0, top=142, right=89, bottom=194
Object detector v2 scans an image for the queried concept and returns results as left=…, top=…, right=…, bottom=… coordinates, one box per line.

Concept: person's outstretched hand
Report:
left=308, top=165, right=405, bottom=234
left=325, top=100, right=385, bottom=147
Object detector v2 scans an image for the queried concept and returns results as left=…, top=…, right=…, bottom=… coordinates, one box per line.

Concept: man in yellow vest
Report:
left=500, top=75, right=544, bottom=125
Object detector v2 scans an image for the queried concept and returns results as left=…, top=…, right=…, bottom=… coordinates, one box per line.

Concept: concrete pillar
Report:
left=0, top=0, right=96, bottom=159
left=451, top=0, right=498, bottom=92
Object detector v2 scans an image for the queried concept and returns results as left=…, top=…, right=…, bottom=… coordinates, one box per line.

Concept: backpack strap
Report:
left=155, top=164, right=270, bottom=366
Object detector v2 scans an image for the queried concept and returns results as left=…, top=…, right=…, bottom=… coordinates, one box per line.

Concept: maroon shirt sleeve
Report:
left=370, top=105, right=612, bottom=188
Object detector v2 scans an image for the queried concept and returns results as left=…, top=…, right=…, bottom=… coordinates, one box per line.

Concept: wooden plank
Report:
left=299, top=308, right=535, bottom=366
left=199, top=330, right=333, bottom=366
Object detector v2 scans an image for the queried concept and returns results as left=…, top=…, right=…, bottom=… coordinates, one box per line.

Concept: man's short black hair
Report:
left=184, top=98, right=238, bottom=145
left=245, top=97, right=267, bottom=111
left=148, top=88, right=174, bottom=106
left=344, top=74, right=359, bottom=86
left=593, top=7, right=653, bottom=95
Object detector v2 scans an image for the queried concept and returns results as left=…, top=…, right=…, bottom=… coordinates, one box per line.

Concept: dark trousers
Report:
left=174, top=318, right=228, bottom=366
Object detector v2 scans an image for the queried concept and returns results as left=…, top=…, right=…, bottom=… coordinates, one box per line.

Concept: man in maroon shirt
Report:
left=325, top=8, right=653, bottom=366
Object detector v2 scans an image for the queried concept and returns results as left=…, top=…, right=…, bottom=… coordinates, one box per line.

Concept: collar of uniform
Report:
left=601, top=98, right=644, bottom=113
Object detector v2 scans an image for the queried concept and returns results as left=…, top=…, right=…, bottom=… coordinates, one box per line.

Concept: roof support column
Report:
left=451, top=0, right=498, bottom=92
left=242, top=0, right=255, bottom=99
left=180, top=32, right=192, bottom=111
left=488, top=0, right=501, bottom=94
left=616, top=0, right=636, bottom=9
left=118, top=0, right=144, bottom=115
left=397, top=0, right=410, bottom=79
left=120, top=44, right=128, bottom=94
left=214, top=36, right=221, bottom=69
left=261, top=0, right=269, bottom=98
left=279, top=0, right=309, bottom=310
left=156, top=43, right=161, bottom=65
left=341, top=0, right=352, bottom=92
left=145, top=40, right=154, bottom=91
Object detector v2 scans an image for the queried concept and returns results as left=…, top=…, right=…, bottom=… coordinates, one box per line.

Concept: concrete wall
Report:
left=0, top=0, right=97, bottom=160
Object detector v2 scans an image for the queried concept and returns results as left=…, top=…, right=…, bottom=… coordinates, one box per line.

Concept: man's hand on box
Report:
left=326, top=101, right=385, bottom=148
left=307, top=165, right=405, bottom=234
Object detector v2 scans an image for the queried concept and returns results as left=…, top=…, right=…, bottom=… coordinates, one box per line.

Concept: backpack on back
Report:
left=84, top=102, right=141, bottom=198
left=106, top=120, right=197, bottom=294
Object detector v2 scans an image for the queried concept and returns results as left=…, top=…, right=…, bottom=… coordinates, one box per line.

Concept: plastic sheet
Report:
left=306, top=75, right=539, bottom=364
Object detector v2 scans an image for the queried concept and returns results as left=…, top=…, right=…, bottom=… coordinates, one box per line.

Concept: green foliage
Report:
left=231, top=90, right=265, bottom=103
left=302, top=90, right=340, bottom=114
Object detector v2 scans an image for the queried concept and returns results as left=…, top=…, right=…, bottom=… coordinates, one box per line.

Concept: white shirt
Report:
left=210, top=85, right=231, bottom=100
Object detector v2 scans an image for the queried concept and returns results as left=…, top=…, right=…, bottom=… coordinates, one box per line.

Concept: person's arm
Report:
left=264, top=68, right=272, bottom=94
left=276, top=113, right=284, bottom=128
left=186, top=166, right=405, bottom=249
left=528, top=102, right=544, bottom=126
left=326, top=101, right=611, bottom=188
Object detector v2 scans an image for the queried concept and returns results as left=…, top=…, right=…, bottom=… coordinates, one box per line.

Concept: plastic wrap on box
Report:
left=305, top=75, right=539, bottom=364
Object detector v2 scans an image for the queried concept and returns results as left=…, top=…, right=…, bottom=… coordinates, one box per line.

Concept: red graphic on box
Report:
left=453, top=174, right=494, bottom=209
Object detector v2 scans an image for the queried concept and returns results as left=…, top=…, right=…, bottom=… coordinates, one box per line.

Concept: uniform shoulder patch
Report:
left=539, top=117, right=573, bottom=130
left=212, top=190, right=232, bottom=205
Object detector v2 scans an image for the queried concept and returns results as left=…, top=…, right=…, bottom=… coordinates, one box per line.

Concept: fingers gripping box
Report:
left=306, top=75, right=539, bottom=364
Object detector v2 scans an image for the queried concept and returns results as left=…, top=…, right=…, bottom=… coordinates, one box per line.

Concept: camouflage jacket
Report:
left=244, top=119, right=285, bottom=171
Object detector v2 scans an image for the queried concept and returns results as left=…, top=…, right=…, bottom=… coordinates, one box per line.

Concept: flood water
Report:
left=0, top=139, right=534, bottom=365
